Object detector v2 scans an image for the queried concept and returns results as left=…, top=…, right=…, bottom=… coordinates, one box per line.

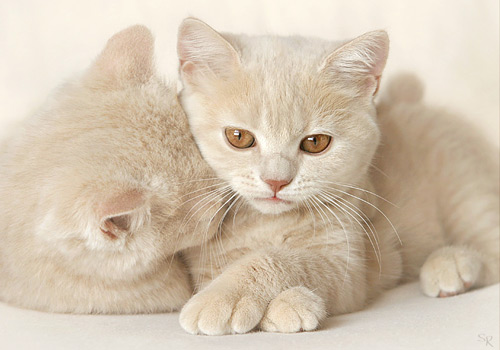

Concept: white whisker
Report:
left=311, top=196, right=351, bottom=288
left=179, top=187, right=232, bottom=231
left=328, top=187, right=402, bottom=246
left=319, top=191, right=381, bottom=273
left=316, top=180, right=398, bottom=208
left=179, top=181, right=228, bottom=199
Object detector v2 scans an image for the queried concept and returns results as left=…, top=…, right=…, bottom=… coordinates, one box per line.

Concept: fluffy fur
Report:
left=176, top=18, right=499, bottom=335
left=0, top=25, right=225, bottom=313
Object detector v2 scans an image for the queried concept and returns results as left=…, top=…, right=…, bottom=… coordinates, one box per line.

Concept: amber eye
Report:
left=300, top=134, right=332, bottom=154
left=225, top=128, right=256, bottom=149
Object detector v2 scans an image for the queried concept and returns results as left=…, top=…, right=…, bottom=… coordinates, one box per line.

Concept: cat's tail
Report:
left=380, top=72, right=424, bottom=105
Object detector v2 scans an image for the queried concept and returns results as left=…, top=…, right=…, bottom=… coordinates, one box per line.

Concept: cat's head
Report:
left=177, top=18, right=388, bottom=215
left=17, top=25, right=223, bottom=278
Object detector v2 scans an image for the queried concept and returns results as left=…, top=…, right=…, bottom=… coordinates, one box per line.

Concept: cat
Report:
left=0, top=25, right=227, bottom=314
left=175, top=18, right=500, bottom=335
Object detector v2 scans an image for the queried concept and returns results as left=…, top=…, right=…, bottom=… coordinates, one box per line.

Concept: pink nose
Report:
left=263, top=179, right=291, bottom=194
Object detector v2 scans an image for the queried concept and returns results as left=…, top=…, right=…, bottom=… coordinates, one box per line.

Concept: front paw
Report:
left=420, top=246, right=481, bottom=297
left=179, top=287, right=266, bottom=335
left=260, top=286, right=327, bottom=333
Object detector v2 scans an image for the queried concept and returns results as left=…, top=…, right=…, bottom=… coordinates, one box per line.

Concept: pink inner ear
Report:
left=364, top=75, right=382, bottom=96
left=98, top=189, right=145, bottom=239
left=180, top=61, right=197, bottom=76
left=100, top=189, right=144, bottom=219
left=100, top=220, right=119, bottom=239
left=373, top=76, right=382, bottom=96
left=177, top=18, right=241, bottom=84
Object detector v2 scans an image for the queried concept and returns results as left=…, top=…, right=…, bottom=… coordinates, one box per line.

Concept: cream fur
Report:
left=0, top=25, right=225, bottom=314
left=176, top=18, right=499, bottom=335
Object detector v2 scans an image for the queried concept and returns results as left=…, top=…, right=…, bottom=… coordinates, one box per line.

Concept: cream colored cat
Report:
left=0, top=25, right=226, bottom=313
left=176, top=18, right=499, bottom=335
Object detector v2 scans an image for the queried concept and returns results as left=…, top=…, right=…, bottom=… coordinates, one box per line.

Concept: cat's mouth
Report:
left=258, top=196, right=290, bottom=204
left=250, top=196, right=295, bottom=214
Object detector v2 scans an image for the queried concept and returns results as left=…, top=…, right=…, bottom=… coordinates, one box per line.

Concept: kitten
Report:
left=176, top=18, right=499, bottom=335
left=0, top=25, right=226, bottom=313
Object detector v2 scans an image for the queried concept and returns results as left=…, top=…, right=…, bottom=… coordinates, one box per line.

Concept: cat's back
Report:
left=375, top=74, right=498, bottom=179
left=371, top=74, right=499, bottom=276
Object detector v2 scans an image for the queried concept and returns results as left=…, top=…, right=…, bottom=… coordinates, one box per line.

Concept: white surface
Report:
left=1, top=282, right=498, bottom=350
left=0, top=1, right=499, bottom=349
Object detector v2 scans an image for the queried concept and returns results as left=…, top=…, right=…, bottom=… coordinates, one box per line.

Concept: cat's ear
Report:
left=319, top=30, right=389, bottom=97
left=97, top=189, right=150, bottom=240
left=177, top=18, right=241, bottom=88
left=86, top=25, right=155, bottom=89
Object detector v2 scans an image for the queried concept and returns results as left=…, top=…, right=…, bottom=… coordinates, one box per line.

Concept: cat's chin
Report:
left=248, top=198, right=295, bottom=215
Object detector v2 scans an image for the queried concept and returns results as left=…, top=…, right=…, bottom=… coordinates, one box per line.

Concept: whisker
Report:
left=328, top=187, right=402, bottom=246
left=204, top=192, right=240, bottom=269
left=178, top=184, right=232, bottom=208
left=190, top=190, right=234, bottom=290
left=319, top=191, right=381, bottom=273
left=316, top=180, right=398, bottom=208
left=231, top=198, right=246, bottom=232
left=179, top=181, right=229, bottom=199
left=369, top=163, right=390, bottom=179
left=180, top=187, right=232, bottom=231
left=330, top=193, right=381, bottom=251
left=302, top=198, right=317, bottom=238
left=311, top=196, right=351, bottom=288
left=164, top=177, right=223, bottom=186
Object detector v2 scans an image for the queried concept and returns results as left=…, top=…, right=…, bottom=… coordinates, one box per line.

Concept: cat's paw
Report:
left=179, top=286, right=266, bottom=335
left=259, top=286, right=327, bottom=333
left=420, top=246, right=481, bottom=297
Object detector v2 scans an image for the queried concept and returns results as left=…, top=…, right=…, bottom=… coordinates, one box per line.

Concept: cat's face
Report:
left=178, top=19, right=388, bottom=215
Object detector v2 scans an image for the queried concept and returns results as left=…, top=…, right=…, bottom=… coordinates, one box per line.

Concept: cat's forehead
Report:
left=225, top=34, right=341, bottom=70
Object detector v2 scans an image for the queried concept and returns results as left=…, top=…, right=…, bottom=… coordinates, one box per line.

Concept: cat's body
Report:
left=176, top=19, right=499, bottom=334
left=0, top=26, right=225, bottom=313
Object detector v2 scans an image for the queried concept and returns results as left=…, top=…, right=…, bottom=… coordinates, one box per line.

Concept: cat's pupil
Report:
left=235, top=130, right=242, bottom=140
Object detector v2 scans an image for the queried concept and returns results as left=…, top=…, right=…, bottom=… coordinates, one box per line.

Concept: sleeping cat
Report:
left=176, top=18, right=499, bottom=334
left=0, top=25, right=227, bottom=313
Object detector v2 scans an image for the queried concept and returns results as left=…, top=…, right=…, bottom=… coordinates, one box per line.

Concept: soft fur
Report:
left=0, top=25, right=226, bottom=313
left=176, top=18, right=499, bottom=335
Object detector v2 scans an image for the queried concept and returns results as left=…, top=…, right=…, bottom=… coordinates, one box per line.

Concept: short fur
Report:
left=0, top=25, right=225, bottom=313
left=176, top=18, right=499, bottom=335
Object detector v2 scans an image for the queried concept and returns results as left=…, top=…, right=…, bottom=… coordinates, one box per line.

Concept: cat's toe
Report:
left=179, top=288, right=265, bottom=335
left=230, top=294, right=266, bottom=334
left=420, top=246, right=481, bottom=298
left=179, top=297, right=204, bottom=335
left=260, top=286, right=327, bottom=333
left=179, top=290, right=233, bottom=335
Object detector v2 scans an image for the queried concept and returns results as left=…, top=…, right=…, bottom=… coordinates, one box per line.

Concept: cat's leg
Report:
left=420, top=227, right=499, bottom=298
left=420, top=245, right=482, bottom=297
left=179, top=245, right=367, bottom=335
left=421, top=171, right=499, bottom=297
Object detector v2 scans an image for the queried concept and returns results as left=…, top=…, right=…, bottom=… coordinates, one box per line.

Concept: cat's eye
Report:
left=225, top=128, right=256, bottom=149
left=300, top=134, right=332, bottom=154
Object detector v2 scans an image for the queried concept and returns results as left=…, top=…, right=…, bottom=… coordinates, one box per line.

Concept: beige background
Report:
left=0, top=0, right=499, bottom=146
